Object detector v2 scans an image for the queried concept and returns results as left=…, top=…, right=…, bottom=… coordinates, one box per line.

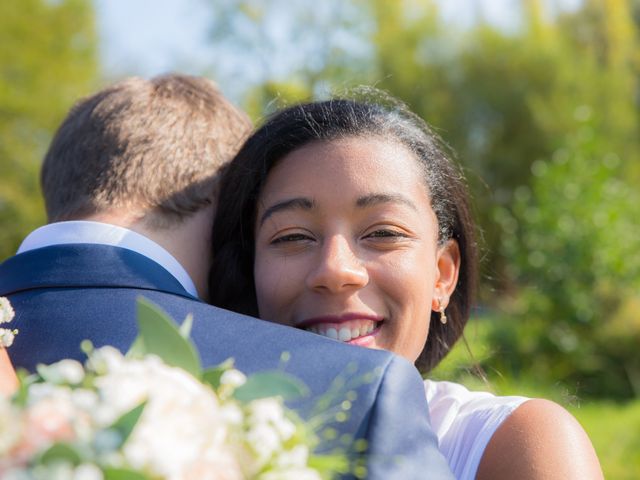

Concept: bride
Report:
left=209, top=90, right=604, bottom=479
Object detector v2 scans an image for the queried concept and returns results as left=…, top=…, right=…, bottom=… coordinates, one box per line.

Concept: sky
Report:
left=95, top=0, right=215, bottom=78
left=94, top=0, right=582, bottom=102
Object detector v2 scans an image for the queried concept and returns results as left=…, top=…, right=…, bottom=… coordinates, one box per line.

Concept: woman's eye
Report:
left=365, top=229, right=407, bottom=239
left=271, top=233, right=313, bottom=244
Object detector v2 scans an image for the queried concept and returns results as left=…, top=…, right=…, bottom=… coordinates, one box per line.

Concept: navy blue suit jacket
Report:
left=0, top=244, right=453, bottom=479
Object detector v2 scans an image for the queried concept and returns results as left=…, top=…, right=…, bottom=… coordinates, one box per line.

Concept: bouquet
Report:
left=0, top=297, right=347, bottom=480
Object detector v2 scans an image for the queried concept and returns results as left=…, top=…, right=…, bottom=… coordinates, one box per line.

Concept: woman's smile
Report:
left=296, top=312, right=384, bottom=344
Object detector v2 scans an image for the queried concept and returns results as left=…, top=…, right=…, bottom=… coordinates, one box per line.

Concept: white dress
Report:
left=424, top=380, right=529, bottom=480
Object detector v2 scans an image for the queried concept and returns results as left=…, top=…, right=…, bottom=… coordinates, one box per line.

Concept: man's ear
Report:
left=431, top=239, right=461, bottom=310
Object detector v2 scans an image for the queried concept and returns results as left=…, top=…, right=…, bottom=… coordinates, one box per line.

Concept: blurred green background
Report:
left=1, top=0, right=639, bottom=476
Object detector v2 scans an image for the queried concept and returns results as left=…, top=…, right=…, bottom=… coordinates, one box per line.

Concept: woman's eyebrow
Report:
left=258, top=197, right=314, bottom=226
left=356, top=193, right=418, bottom=211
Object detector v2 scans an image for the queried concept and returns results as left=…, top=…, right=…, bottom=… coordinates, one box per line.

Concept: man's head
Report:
left=41, top=74, right=252, bottom=228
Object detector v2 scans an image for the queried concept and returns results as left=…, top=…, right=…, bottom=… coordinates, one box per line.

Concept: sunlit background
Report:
left=2, top=1, right=639, bottom=476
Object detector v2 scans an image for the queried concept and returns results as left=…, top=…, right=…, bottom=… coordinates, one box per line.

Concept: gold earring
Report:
left=439, top=300, right=447, bottom=325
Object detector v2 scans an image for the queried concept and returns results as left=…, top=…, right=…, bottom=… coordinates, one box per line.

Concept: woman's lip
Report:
left=297, top=313, right=384, bottom=328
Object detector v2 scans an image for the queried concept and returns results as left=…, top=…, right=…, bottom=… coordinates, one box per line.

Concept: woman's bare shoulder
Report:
left=476, top=398, right=604, bottom=480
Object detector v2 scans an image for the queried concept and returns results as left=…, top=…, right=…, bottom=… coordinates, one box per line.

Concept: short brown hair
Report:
left=41, top=74, right=252, bottom=226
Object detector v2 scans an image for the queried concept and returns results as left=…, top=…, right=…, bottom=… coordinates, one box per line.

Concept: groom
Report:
left=0, top=74, right=453, bottom=478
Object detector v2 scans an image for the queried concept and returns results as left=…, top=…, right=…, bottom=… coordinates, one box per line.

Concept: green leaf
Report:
left=308, top=454, right=351, bottom=476
left=179, top=313, right=193, bottom=339
left=134, top=297, right=202, bottom=377
left=13, top=368, right=34, bottom=407
left=103, top=467, right=149, bottom=480
left=80, top=339, right=94, bottom=357
left=233, top=371, right=309, bottom=403
left=109, top=401, right=147, bottom=447
left=201, top=359, right=235, bottom=390
left=39, top=442, right=82, bottom=465
left=125, top=336, right=146, bottom=359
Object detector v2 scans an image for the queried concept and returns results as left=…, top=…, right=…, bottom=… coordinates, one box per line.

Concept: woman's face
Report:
left=253, top=136, right=459, bottom=363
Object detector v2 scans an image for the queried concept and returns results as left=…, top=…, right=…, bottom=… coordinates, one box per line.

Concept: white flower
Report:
left=56, top=359, right=85, bottom=385
left=41, top=359, right=85, bottom=385
left=240, top=398, right=300, bottom=473
left=219, top=403, right=244, bottom=427
left=249, top=398, right=296, bottom=442
left=27, top=382, right=67, bottom=404
left=84, top=346, right=124, bottom=376
left=0, top=297, right=14, bottom=324
left=0, top=328, right=16, bottom=348
left=220, top=369, right=247, bottom=389
left=246, top=422, right=282, bottom=467
left=274, top=445, right=310, bottom=469
left=71, top=389, right=99, bottom=411
left=93, top=348, right=234, bottom=478
left=73, top=463, right=104, bottom=480
left=218, top=369, right=247, bottom=400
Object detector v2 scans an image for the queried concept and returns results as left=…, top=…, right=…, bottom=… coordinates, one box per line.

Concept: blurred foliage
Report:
left=492, top=124, right=640, bottom=398
left=569, top=400, right=640, bottom=479
left=0, top=0, right=98, bottom=260
left=243, top=80, right=313, bottom=121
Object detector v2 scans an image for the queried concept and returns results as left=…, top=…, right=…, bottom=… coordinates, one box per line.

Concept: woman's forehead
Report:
left=258, top=137, right=432, bottom=212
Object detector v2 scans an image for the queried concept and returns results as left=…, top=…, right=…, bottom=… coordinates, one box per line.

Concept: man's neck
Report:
left=85, top=206, right=215, bottom=300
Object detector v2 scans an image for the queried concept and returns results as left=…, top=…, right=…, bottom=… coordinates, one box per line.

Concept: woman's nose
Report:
left=306, top=235, right=369, bottom=293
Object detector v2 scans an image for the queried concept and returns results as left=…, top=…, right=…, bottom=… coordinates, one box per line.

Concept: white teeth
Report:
left=338, top=327, right=351, bottom=341
left=306, top=321, right=379, bottom=341
left=326, top=328, right=338, bottom=340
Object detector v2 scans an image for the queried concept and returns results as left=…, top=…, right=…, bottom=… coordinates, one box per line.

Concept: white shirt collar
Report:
left=17, top=221, right=199, bottom=298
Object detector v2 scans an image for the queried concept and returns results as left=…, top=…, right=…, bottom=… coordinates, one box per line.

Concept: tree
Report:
left=492, top=121, right=640, bottom=398
left=0, top=0, right=98, bottom=260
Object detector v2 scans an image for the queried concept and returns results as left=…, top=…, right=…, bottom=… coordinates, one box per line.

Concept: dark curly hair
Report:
left=209, top=89, right=478, bottom=372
